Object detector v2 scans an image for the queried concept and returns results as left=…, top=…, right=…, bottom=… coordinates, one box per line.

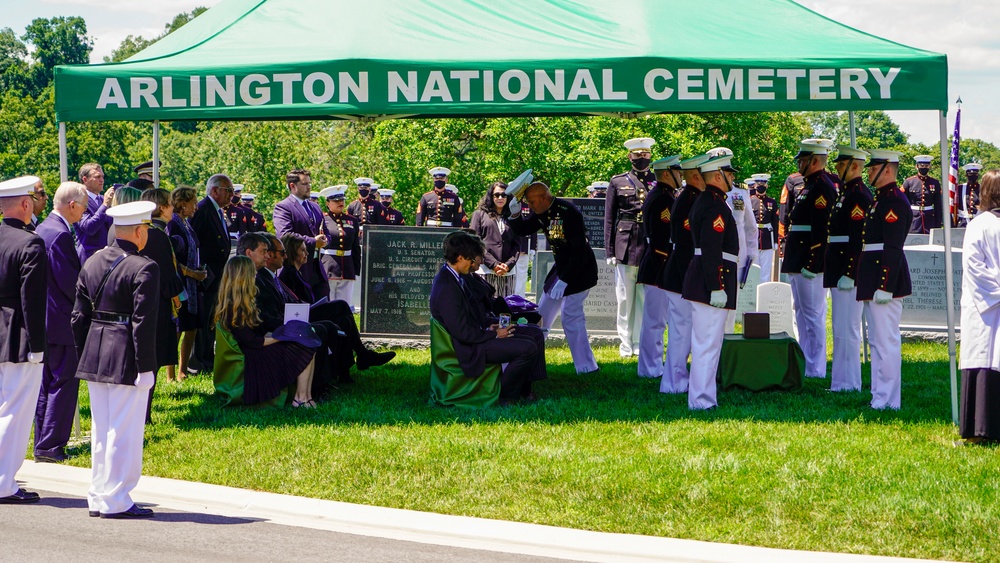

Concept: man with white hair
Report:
left=33, top=182, right=89, bottom=463
left=0, top=176, right=48, bottom=504
left=188, top=173, right=234, bottom=372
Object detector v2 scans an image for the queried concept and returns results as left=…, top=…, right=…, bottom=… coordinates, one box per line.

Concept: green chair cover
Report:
left=214, top=323, right=290, bottom=408
left=429, top=317, right=501, bottom=409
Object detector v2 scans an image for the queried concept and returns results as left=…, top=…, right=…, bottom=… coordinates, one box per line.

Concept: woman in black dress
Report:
left=470, top=181, right=520, bottom=297
left=278, top=234, right=317, bottom=303
left=215, top=257, right=317, bottom=407
left=166, top=187, right=209, bottom=378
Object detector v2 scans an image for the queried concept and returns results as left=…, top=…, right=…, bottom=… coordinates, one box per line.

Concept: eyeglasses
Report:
left=492, top=193, right=508, bottom=199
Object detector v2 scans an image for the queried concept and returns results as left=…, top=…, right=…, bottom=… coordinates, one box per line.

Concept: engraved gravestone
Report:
left=904, top=233, right=930, bottom=246
left=734, top=264, right=761, bottom=327
left=757, top=282, right=797, bottom=338
left=900, top=246, right=962, bottom=330
left=929, top=228, right=966, bottom=248
left=566, top=198, right=606, bottom=249
left=533, top=248, right=616, bottom=332
left=360, top=225, right=451, bottom=336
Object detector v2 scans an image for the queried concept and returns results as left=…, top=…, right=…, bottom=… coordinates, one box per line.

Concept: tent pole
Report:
left=58, top=122, right=68, bottom=183
left=152, top=120, right=160, bottom=187
left=848, top=111, right=871, bottom=363
left=848, top=111, right=857, bottom=148
left=940, top=110, right=958, bottom=425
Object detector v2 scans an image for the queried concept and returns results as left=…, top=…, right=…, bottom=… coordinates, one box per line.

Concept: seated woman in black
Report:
left=215, top=256, right=318, bottom=408
left=278, top=234, right=316, bottom=303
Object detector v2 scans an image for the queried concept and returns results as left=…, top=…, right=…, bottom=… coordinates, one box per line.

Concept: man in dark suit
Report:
left=75, top=163, right=115, bottom=260
left=73, top=200, right=159, bottom=519
left=273, top=168, right=329, bottom=301
left=429, top=231, right=536, bottom=403
left=188, top=173, right=234, bottom=372
left=33, top=182, right=88, bottom=463
left=0, top=176, right=48, bottom=505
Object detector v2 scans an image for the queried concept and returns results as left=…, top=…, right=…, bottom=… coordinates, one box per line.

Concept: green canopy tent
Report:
left=53, top=0, right=958, bottom=420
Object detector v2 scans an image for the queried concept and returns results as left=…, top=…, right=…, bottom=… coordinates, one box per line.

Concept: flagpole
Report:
left=942, top=98, right=960, bottom=425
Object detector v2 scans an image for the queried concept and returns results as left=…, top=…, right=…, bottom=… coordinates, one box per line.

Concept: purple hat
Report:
left=272, top=320, right=322, bottom=349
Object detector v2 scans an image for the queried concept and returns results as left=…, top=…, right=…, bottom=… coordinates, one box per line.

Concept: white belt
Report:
left=827, top=236, right=849, bottom=243
left=910, top=205, right=933, bottom=211
left=863, top=243, right=884, bottom=252
left=320, top=249, right=352, bottom=256
left=958, top=211, right=972, bottom=219
left=694, top=248, right=738, bottom=262
left=426, top=220, right=452, bottom=227
left=789, top=225, right=811, bottom=232
left=757, top=224, right=773, bottom=229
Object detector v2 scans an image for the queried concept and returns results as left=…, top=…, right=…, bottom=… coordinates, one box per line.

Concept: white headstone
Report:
left=756, top=281, right=798, bottom=338
left=929, top=228, right=965, bottom=248
left=734, top=264, right=761, bottom=322
left=901, top=246, right=963, bottom=330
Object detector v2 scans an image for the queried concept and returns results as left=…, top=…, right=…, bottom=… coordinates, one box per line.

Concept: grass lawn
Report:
left=56, top=333, right=997, bottom=562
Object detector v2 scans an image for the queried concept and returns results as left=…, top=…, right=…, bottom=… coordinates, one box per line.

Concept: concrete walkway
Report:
left=7, top=461, right=947, bottom=563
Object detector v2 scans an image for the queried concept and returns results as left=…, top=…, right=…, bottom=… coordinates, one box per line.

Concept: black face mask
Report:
left=917, top=167, right=930, bottom=176
left=433, top=179, right=446, bottom=189
left=756, top=186, right=766, bottom=195
left=968, top=174, right=980, bottom=183
left=631, top=157, right=651, bottom=172
left=358, top=189, right=370, bottom=199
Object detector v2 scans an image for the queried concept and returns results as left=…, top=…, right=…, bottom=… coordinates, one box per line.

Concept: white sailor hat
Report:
left=353, top=177, right=374, bottom=186
left=751, top=173, right=771, bottom=182
left=865, top=149, right=903, bottom=166
left=623, top=137, right=655, bottom=152
left=706, top=147, right=734, bottom=158
left=796, top=141, right=831, bottom=158
left=0, top=175, right=41, bottom=198
left=699, top=155, right=735, bottom=173
left=107, top=200, right=156, bottom=226
left=377, top=188, right=396, bottom=197
left=429, top=167, right=451, bottom=177
left=680, top=154, right=711, bottom=171
left=445, top=184, right=458, bottom=193
left=651, top=155, right=682, bottom=170
left=319, top=186, right=347, bottom=200
left=744, top=178, right=757, bottom=187
left=963, top=162, right=983, bottom=172
left=914, top=155, right=934, bottom=164
left=834, top=145, right=870, bottom=162
left=232, top=184, right=244, bottom=193
left=370, top=183, right=381, bottom=191
left=586, top=181, right=610, bottom=193
left=309, top=191, right=321, bottom=200
left=240, top=193, right=256, bottom=201
left=803, top=138, right=835, bottom=149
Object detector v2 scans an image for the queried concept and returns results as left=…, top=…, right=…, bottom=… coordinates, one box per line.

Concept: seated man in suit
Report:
left=429, top=231, right=536, bottom=404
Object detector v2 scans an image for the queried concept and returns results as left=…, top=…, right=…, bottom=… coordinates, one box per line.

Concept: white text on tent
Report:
left=643, top=67, right=901, bottom=101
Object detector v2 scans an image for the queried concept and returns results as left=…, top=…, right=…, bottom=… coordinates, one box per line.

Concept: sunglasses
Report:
left=492, top=193, right=508, bottom=199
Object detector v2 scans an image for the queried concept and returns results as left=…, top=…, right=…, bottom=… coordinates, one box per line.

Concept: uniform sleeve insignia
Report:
left=885, top=210, right=898, bottom=223
left=712, top=215, right=725, bottom=232
left=660, top=208, right=671, bottom=222
left=850, top=205, right=865, bottom=220
left=814, top=195, right=828, bottom=209
left=683, top=218, right=691, bottom=230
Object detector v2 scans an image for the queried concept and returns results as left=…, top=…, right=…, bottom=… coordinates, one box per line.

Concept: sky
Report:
left=4, top=0, right=998, bottom=146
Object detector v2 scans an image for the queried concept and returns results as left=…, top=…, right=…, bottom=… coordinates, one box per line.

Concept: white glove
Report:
left=27, top=351, right=43, bottom=364
left=508, top=198, right=521, bottom=215
left=135, top=371, right=155, bottom=391
left=837, top=276, right=855, bottom=291
left=606, top=257, right=618, bottom=266
left=528, top=249, right=536, bottom=259
left=800, top=268, right=818, bottom=280
left=547, top=279, right=568, bottom=300
left=874, top=289, right=894, bottom=304
left=710, top=290, right=727, bottom=308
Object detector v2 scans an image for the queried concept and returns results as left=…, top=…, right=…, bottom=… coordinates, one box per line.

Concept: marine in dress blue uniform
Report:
left=660, top=154, right=710, bottom=394
left=857, top=150, right=913, bottom=410
left=0, top=176, right=48, bottom=505
left=73, top=201, right=160, bottom=518
left=241, top=194, right=266, bottom=232
left=902, top=155, right=943, bottom=233
left=416, top=167, right=464, bottom=227
left=318, top=186, right=362, bottom=303
left=605, top=137, right=655, bottom=357
left=955, top=163, right=982, bottom=227
left=751, top=173, right=779, bottom=283
left=637, top=156, right=681, bottom=379
left=681, top=155, right=740, bottom=410
left=586, top=181, right=609, bottom=199
left=780, top=140, right=838, bottom=379
left=824, top=146, right=874, bottom=392
left=379, top=189, right=405, bottom=225
left=226, top=184, right=248, bottom=242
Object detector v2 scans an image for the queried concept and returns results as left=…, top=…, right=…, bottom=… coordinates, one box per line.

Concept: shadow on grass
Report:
left=154, top=348, right=954, bottom=437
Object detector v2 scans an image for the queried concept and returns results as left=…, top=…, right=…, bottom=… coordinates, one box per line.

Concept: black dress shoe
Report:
left=89, top=510, right=100, bottom=517
left=357, top=350, right=396, bottom=370
left=0, top=488, right=40, bottom=504
left=34, top=453, right=67, bottom=463
left=100, top=504, right=154, bottom=519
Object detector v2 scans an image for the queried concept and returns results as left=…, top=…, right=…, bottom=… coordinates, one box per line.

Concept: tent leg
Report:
left=848, top=111, right=870, bottom=363
left=59, top=122, right=68, bottom=183
left=848, top=111, right=857, bottom=148
left=940, top=110, right=959, bottom=425
left=152, top=120, right=160, bottom=187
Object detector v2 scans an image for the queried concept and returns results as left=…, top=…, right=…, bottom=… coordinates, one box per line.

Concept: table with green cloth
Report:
left=718, top=332, right=804, bottom=391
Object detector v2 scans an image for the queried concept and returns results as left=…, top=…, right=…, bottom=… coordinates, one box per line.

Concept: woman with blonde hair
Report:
left=215, top=257, right=317, bottom=407
left=959, top=168, right=1000, bottom=443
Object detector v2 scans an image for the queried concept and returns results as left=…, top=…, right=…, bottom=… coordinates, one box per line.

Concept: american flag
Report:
left=947, top=106, right=961, bottom=218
